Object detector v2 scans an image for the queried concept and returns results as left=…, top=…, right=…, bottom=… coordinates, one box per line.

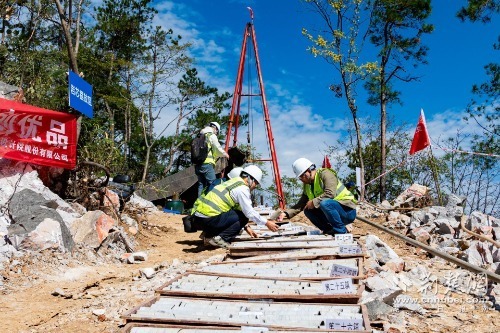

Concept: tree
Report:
left=161, top=68, right=231, bottom=175
left=94, top=0, right=156, bottom=160
left=455, top=0, right=499, bottom=216
left=365, top=0, right=433, bottom=201
left=136, top=26, right=192, bottom=182
left=302, top=0, right=379, bottom=200
left=439, top=132, right=499, bottom=217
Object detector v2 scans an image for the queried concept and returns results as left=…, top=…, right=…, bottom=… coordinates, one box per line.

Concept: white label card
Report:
left=339, top=244, right=363, bottom=254
left=335, top=234, right=354, bottom=243
left=330, top=264, right=359, bottom=277
left=325, top=318, right=364, bottom=331
left=321, top=278, right=355, bottom=294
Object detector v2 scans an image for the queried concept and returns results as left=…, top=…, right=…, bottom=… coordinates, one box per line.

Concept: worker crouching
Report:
left=274, top=158, right=357, bottom=235
left=192, top=165, right=280, bottom=248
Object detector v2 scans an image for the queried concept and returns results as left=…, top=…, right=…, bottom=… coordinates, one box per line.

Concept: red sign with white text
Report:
left=0, top=98, right=77, bottom=169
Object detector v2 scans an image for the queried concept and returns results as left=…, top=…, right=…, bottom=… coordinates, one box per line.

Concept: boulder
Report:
left=465, top=241, right=493, bottom=267
left=70, top=211, right=116, bottom=247
left=408, top=227, right=431, bottom=244
left=7, top=189, right=74, bottom=251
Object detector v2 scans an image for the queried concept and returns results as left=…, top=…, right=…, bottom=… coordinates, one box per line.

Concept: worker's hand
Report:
left=305, top=200, right=315, bottom=210
left=265, top=220, right=280, bottom=232
left=223, top=152, right=230, bottom=159
left=245, top=226, right=258, bottom=238
left=276, top=212, right=287, bottom=222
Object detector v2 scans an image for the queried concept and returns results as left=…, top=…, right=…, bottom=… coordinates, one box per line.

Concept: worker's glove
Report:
left=269, top=210, right=282, bottom=220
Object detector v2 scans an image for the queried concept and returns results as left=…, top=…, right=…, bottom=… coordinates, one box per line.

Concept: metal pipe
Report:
left=356, top=215, right=500, bottom=284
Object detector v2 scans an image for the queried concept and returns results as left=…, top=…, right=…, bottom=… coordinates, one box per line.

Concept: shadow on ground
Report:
left=176, top=240, right=217, bottom=253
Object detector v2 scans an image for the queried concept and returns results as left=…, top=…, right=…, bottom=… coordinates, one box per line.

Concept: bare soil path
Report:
left=0, top=211, right=224, bottom=333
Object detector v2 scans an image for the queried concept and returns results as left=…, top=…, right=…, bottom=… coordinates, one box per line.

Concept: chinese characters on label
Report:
left=325, top=318, right=363, bottom=331
left=330, top=264, right=359, bottom=277
left=335, top=234, right=354, bottom=243
left=70, top=84, right=92, bottom=107
left=322, top=278, right=355, bottom=294
left=339, top=244, right=363, bottom=255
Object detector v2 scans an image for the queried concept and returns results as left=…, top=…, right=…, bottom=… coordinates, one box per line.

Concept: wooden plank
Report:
left=155, top=272, right=362, bottom=304
left=226, top=243, right=367, bottom=260
left=191, top=258, right=365, bottom=281
left=122, top=322, right=363, bottom=332
left=122, top=296, right=371, bottom=332
left=135, top=166, right=197, bottom=201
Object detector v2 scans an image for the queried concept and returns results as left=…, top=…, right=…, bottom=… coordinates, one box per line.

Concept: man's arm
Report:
left=231, top=187, right=280, bottom=231
left=282, top=193, right=309, bottom=219
left=209, top=133, right=229, bottom=159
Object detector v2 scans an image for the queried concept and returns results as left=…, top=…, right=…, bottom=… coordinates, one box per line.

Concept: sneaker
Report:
left=207, top=236, right=230, bottom=249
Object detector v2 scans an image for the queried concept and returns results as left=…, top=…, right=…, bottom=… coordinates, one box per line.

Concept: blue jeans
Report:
left=195, top=163, right=216, bottom=197
left=195, top=210, right=249, bottom=242
left=304, top=199, right=356, bottom=234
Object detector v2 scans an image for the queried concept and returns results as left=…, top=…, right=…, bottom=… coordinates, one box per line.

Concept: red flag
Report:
left=409, top=109, right=431, bottom=155
left=322, top=155, right=331, bottom=168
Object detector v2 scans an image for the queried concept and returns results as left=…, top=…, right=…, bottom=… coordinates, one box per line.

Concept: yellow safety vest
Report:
left=203, top=132, right=215, bottom=165
left=194, top=177, right=245, bottom=217
left=304, top=168, right=357, bottom=204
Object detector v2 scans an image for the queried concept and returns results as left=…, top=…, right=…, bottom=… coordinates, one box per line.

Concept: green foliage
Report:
left=280, top=176, right=303, bottom=207
left=78, top=119, right=126, bottom=174
left=457, top=0, right=500, bottom=23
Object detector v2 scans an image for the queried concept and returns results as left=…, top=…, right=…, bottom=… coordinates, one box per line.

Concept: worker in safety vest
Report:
left=274, top=158, right=357, bottom=235
left=192, top=165, right=280, bottom=248
left=195, top=121, right=230, bottom=197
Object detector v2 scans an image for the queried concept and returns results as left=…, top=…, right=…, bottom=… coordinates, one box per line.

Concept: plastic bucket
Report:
left=164, top=200, right=184, bottom=214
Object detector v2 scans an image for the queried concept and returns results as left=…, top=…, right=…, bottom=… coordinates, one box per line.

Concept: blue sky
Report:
left=152, top=0, right=498, bottom=185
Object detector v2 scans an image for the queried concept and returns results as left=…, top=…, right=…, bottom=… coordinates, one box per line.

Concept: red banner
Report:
left=0, top=98, right=77, bottom=169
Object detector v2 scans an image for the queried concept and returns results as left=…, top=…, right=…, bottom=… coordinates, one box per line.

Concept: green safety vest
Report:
left=203, top=132, right=215, bottom=165
left=194, top=177, right=245, bottom=217
left=304, top=168, right=357, bottom=204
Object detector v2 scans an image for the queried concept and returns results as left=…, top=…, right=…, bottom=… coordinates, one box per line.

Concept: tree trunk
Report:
left=380, top=93, right=387, bottom=201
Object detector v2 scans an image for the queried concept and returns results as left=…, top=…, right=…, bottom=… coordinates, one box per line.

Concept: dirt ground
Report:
left=0, top=210, right=226, bottom=333
left=0, top=209, right=498, bottom=333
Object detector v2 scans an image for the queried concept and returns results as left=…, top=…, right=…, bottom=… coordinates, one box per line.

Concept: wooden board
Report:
left=122, top=296, right=371, bottom=332
left=191, top=258, right=365, bottom=281
left=226, top=246, right=367, bottom=262
left=228, top=238, right=362, bottom=258
left=155, top=272, right=362, bottom=304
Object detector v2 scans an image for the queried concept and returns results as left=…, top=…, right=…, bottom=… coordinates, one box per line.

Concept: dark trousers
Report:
left=304, top=199, right=356, bottom=234
left=195, top=210, right=249, bottom=242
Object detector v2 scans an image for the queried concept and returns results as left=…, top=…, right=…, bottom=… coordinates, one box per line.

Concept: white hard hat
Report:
left=292, top=157, right=314, bottom=177
left=227, top=167, right=243, bottom=179
left=242, top=165, right=263, bottom=184
left=209, top=121, right=221, bottom=132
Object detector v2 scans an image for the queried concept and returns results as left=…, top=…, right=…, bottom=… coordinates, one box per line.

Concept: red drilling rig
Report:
left=224, top=8, right=285, bottom=209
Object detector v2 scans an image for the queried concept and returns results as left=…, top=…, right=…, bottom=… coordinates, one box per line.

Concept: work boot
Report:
left=207, top=236, right=230, bottom=249
left=323, top=229, right=336, bottom=236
